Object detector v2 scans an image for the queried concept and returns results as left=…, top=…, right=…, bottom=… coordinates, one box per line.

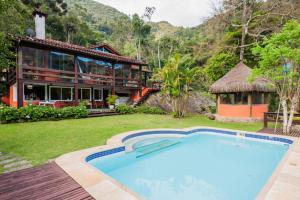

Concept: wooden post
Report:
left=139, top=65, right=142, bottom=97
left=74, top=56, right=78, bottom=104
left=248, top=93, right=253, bottom=118
left=216, top=94, right=219, bottom=114
left=264, top=112, right=268, bottom=128
left=17, top=47, right=23, bottom=108
left=112, top=62, right=115, bottom=95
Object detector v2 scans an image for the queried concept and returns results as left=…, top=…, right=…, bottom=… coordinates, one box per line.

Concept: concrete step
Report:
left=4, top=164, right=33, bottom=173
left=4, top=160, right=31, bottom=169
left=0, top=157, right=22, bottom=165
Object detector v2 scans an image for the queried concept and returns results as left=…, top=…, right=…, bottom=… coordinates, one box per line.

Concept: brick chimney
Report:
left=32, top=7, right=48, bottom=40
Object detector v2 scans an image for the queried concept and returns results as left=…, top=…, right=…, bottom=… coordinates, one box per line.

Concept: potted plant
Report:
left=106, top=95, right=118, bottom=110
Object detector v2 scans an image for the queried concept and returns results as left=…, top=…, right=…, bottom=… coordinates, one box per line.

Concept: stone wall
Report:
left=144, top=92, right=215, bottom=114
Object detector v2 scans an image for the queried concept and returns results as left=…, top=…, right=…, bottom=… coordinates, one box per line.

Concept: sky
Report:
left=95, top=0, right=218, bottom=27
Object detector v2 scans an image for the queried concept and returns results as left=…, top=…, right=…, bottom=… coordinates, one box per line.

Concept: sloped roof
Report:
left=210, top=62, right=275, bottom=94
left=89, top=43, right=121, bottom=56
left=14, top=36, right=146, bottom=65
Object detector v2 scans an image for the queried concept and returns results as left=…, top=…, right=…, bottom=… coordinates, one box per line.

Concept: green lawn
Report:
left=0, top=114, right=263, bottom=166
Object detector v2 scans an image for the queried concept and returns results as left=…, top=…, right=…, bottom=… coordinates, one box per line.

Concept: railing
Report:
left=146, top=81, right=162, bottom=90
left=263, top=112, right=300, bottom=128
left=115, top=77, right=140, bottom=88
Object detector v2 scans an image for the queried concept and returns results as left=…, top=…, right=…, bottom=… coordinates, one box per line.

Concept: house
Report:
left=210, top=62, right=275, bottom=121
left=2, top=8, right=156, bottom=108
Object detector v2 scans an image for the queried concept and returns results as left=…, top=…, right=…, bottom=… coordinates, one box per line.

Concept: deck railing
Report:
left=263, top=112, right=300, bottom=128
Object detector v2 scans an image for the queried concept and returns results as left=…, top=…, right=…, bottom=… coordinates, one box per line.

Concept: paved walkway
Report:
left=0, top=152, right=32, bottom=174
left=0, top=162, right=94, bottom=200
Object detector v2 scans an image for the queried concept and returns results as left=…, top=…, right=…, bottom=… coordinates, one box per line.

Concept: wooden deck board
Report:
left=0, top=162, right=94, bottom=200
left=257, top=127, right=300, bottom=137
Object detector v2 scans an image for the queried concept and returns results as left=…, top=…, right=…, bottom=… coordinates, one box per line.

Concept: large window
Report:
left=77, top=56, right=112, bottom=76
left=22, top=47, right=47, bottom=68
left=49, top=51, right=74, bottom=71
left=50, top=87, right=73, bottom=101
left=94, top=89, right=103, bottom=101
left=78, top=88, right=91, bottom=100
left=220, top=93, right=248, bottom=105
left=24, top=84, right=46, bottom=101
left=115, top=64, right=131, bottom=78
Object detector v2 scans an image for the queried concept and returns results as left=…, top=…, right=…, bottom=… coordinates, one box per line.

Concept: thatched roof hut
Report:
left=210, top=62, right=275, bottom=94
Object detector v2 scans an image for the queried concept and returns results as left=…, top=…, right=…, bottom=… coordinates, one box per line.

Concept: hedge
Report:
left=0, top=105, right=88, bottom=123
left=116, top=104, right=166, bottom=115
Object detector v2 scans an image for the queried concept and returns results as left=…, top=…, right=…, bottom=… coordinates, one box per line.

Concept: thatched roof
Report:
left=210, top=62, right=275, bottom=94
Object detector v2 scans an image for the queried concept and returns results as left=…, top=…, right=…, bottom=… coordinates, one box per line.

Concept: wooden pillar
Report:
left=248, top=93, right=253, bottom=118
left=74, top=56, right=78, bottom=104
left=112, top=62, right=116, bottom=95
left=139, top=65, right=142, bottom=97
left=216, top=94, right=219, bottom=114
left=17, top=47, right=23, bottom=108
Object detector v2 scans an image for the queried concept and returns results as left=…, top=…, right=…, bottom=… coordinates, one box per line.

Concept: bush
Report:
left=116, top=104, right=135, bottom=114
left=0, top=105, right=88, bottom=123
left=135, top=105, right=166, bottom=115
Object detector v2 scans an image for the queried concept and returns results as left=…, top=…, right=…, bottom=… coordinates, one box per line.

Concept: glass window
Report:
left=49, top=51, right=74, bottom=71
left=77, top=56, right=112, bottom=76
left=50, top=87, right=61, bottom=100
left=81, top=88, right=91, bottom=100
left=50, top=87, right=73, bottom=101
left=94, top=89, right=103, bottom=101
left=253, top=92, right=264, bottom=104
left=22, top=47, right=47, bottom=68
left=62, top=88, right=72, bottom=100
left=24, top=84, right=46, bottom=101
left=115, top=63, right=131, bottom=78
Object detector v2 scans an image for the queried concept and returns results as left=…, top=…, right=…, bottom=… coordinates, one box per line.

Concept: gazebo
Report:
left=210, top=62, right=275, bottom=121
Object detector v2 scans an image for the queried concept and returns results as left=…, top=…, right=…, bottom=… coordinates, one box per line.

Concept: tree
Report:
left=252, top=20, right=300, bottom=134
left=154, top=54, right=203, bottom=118
left=132, top=14, right=151, bottom=60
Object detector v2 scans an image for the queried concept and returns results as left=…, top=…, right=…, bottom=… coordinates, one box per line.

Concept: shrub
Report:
left=116, top=104, right=135, bottom=114
left=135, top=105, right=166, bottom=115
left=0, top=105, right=88, bottom=123
left=106, top=95, right=118, bottom=106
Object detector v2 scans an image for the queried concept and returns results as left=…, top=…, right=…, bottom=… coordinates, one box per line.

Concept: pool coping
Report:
left=55, top=126, right=300, bottom=200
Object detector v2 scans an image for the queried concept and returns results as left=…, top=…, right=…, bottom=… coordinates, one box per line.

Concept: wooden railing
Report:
left=115, top=77, right=140, bottom=88
left=263, top=112, right=300, bottom=128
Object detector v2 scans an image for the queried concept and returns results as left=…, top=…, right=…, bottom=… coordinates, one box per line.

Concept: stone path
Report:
left=0, top=152, right=32, bottom=174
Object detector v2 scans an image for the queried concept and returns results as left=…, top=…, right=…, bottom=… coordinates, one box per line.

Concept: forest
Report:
left=0, top=0, right=300, bottom=94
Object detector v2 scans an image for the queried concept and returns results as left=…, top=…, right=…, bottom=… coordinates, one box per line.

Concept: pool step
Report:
left=136, top=140, right=180, bottom=158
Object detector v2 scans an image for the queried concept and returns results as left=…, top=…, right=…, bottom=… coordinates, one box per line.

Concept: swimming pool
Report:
left=87, top=130, right=290, bottom=200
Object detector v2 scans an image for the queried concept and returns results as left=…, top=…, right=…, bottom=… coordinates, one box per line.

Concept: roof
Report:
left=14, top=36, right=146, bottom=65
left=89, top=43, right=121, bottom=56
left=131, top=65, right=152, bottom=73
left=210, top=62, right=275, bottom=94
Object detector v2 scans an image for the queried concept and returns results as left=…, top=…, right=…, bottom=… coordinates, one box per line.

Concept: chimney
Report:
left=32, top=7, right=48, bottom=40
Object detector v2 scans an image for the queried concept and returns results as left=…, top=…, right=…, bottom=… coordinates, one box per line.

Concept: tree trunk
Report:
left=287, top=96, right=299, bottom=134
left=138, top=38, right=141, bottom=60
left=157, top=40, right=161, bottom=68
left=240, top=0, right=247, bottom=61
left=281, top=99, right=288, bottom=134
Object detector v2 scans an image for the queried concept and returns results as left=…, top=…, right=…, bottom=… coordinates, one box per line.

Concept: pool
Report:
left=87, top=130, right=290, bottom=200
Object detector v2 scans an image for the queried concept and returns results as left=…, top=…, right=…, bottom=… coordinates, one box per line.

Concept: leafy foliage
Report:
left=116, top=104, right=166, bottom=115
left=0, top=105, right=88, bottom=123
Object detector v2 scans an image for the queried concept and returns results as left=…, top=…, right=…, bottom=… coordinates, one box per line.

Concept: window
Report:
left=50, top=87, right=73, bottom=101
left=77, top=56, right=112, bottom=76
left=24, top=84, right=46, bottom=101
left=114, top=63, right=131, bottom=78
left=49, top=51, right=74, bottom=71
left=220, top=93, right=248, bottom=105
left=235, top=93, right=248, bottom=105
left=79, top=88, right=91, bottom=100
left=94, top=47, right=112, bottom=54
left=252, top=92, right=265, bottom=104
left=22, top=47, right=47, bottom=68
left=94, top=89, right=103, bottom=101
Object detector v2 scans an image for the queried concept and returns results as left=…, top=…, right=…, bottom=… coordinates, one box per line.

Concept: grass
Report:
left=0, top=114, right=263, bottom=166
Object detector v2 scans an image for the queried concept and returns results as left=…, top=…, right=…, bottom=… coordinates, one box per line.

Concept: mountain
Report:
left=64, top=0, right=182, bottom=38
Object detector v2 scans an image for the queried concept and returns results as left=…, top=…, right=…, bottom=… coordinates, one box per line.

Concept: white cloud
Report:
left=94, top=0, right=216, bottom=27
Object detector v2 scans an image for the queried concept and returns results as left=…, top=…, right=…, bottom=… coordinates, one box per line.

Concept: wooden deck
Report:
left=0, top=162, right=94, bottom=200
left=258, top=127, right=300, bottom=137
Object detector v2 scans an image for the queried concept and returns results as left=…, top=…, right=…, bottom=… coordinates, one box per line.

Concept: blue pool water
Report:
left=89, top=132, right=288, bottom=200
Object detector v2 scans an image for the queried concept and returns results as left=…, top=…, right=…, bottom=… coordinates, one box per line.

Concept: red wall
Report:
left=218, top=103, right=268, bottom=119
